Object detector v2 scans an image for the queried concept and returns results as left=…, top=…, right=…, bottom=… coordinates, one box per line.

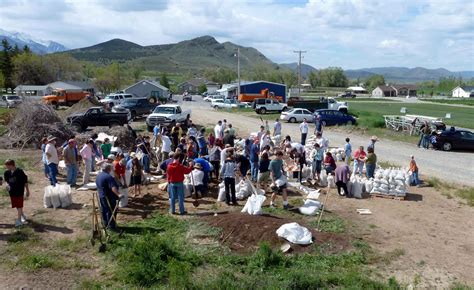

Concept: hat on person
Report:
left=107, top=154, right=116, bottom=160
left=47, top=135, right=57, bottom=142
left=371, top=135, right=378, bottom=141
left=194, top=163, right=202, bottom=169
left=68, top=139, right=75, bottom=144
left=130, top=152, right=136, bottom=158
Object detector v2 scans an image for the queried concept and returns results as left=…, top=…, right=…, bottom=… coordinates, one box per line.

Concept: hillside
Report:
left=65, top=35, right=275, bottom=73
left=279, top=62, right=317, bottom=78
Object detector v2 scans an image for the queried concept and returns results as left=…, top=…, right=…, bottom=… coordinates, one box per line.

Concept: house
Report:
left=124, top=79, right=170, bottom=100
left=391, top=84, right=417, bottom=97
left=177, top=78, right=220, bottom=94
left=15, top=85, right=53, bottom=97
left=372, top=85, right=396, bottom=97
left=347, top=86, right=368, bottom=94
left=452, top=86, right=474, bottom=98
left=371, top=84, right=417, bottom=97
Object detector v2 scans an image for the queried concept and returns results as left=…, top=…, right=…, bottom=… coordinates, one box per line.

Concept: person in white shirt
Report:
left=315, top=132, right=329, bottom=152
left=220, top=145, right=233, bottom=168
left=273, top=118, right=282, bottom=145
left=214, top=121, right=223, bottom=140
left=299, top=118, right=309, bottom=145
left=160, top=132, right=172, bottom=162
left=80, top=140, right=94, bottom=185
left=45, top=136, right=59, bottom=186
left=187, top=124, right=198, bottom=138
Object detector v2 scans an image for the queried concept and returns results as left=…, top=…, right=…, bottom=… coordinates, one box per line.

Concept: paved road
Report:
left=180, top=97, right=474, bottom=187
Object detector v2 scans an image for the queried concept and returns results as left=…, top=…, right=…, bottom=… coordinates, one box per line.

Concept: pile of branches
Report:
left=3, top=102, right=73, bottom=149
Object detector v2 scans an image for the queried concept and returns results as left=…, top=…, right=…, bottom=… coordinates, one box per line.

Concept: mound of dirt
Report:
left=59, top=96, right=104, bottom=120
left=201, top=212, right=351, bottom=254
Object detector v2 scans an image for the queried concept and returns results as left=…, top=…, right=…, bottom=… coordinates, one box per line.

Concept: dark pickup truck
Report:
left=67, top=107, right=131, bottom=132
left=113, top=98, right=158, bottom=119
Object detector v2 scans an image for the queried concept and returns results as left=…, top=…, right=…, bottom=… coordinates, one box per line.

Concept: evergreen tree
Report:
left=160, top=73, right=170, bottom=89
left=23, top=45, right=31, bottom=54
left=0, top=39, right=14, bottom=89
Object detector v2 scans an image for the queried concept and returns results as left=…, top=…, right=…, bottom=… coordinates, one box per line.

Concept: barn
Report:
left=124, top=79, right=170, bottom=99
left=240, top=81, right=287, bottom=101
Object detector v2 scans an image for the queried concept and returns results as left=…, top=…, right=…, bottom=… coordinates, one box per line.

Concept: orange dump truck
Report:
left=238, top=89, right=284, bottom=103
left=43, top=89, right=90, bottom=108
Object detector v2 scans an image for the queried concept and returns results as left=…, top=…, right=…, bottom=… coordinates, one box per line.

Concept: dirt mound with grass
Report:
left=201, top=212, right=351, bottom=254
left=59, top=96, right=104, bottom=120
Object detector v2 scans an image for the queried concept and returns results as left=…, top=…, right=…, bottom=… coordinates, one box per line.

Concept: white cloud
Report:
left=0, top=0, right=472, bottom=70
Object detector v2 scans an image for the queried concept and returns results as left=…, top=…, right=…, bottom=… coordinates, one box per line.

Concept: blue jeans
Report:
left=142, top=154, right=150, bottom=173
left=48, top=163, right=58, bottom=186
left=366, top=163, right=376, bottom=179
left=91, top=157, right=96, bottom=172
left=422, top=135, right=430, bottom=149
left=169, top=182, right=185, bottom=214
left=100, top=196, right=118, bottom=229
left=353, top=160, right=364, bottom=175
left=66, top=164, right=78, bottom=185
left=250, top=161, right=259, bottom=181
left=411, top=171, right=420, bottom=186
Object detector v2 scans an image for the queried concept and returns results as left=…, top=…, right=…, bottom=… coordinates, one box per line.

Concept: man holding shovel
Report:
left=96, top=164, right=122, bottom=231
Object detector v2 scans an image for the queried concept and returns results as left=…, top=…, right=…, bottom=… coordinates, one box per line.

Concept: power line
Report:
left=293, top=50, right=307, bottom=97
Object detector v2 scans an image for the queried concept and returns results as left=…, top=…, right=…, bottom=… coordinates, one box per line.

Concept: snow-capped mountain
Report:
left=0, top=28, right=67, bottom=54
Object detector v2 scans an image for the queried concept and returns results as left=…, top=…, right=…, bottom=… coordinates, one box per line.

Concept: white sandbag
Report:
left=327, top=175, right=336, bottom=188
left=118, top=187, right=128, bottom=208
left=319, top=170, right=328, bottom=187
left=275, top=175, right=288, bottom=187
left=125, top=170, right=132, bottom=187
left=302, top=166, right=312, bottom=179
left=183, top=183, right=192, bottom=198
left=365, top=179, right=374, bottom=193
left=298, top=199, right=321, bottom=216
left=57, top=184, right=72, bottom=208
left=77, top=182, right=97, bottom=191
left=43, top=186, right=53, bottom=208
left=276, top=222, right=313, bottom=245
left=217, top=182, right=226, bottom=202
left=306, top=189, right=321, bottom=200
left=335, top=153, right=343, bottom=162
left=49, top=186, right=61, bottom=209
left=241, top=194, right=266, bottom=215
left=58, top=160, right=66, bottom=169
left=350, top=177, right=363, bottom=199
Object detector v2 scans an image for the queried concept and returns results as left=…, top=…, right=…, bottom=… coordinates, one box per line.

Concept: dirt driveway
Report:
left=180, top=99, right=474, bottom=288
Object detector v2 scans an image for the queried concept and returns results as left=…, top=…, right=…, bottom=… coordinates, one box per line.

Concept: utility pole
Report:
left=237, top=47, right=241, bottom=99
left=293, top=50, right=306, bottom=97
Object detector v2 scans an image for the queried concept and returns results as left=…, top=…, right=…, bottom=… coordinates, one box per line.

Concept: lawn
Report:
left=347, top=101, right=474, bottom=129
left=420, top=98, right=474, bottom=106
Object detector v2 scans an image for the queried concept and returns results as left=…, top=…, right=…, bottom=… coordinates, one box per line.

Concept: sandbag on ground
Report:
left=276, top=222, right=313, bottom=245
left=298, top=199, right=321, bottom=216
left=241, top=194, right=266, bottom=215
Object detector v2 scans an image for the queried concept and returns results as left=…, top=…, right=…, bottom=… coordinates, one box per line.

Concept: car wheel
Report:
left=259, top=108, right=267, bottom=114
left=71, top=122, right=83, bottom=132
left=351, top=120, right=356, bottom=125
left=442, top=142, right=452, bottom=151
left=289, top=117, right=296, bottom=123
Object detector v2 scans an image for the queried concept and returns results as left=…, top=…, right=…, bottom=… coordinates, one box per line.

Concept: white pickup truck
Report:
left=252, top=98, right=288, bottom=114
left=146, top=104, right=191, bottom=131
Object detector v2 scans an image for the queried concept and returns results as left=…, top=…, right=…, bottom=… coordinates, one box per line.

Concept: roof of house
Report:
left=347, top=86, right=367, bottom=91
left=48, top=81, right=83, bottom=90
left=240, top=80, right=287, bottom=87
left=63, top=80, right=95, bottom=89
left=178, top=78, right=207, bottom=87
left=374, top=85, right=396, bottom=92
left=457, top=86, right=474, bottom=92
left=124, top=79, right=169, bottom=92
left=15, top=85, right=51, bottom=91
left=391, top=84, right=417, bottom=90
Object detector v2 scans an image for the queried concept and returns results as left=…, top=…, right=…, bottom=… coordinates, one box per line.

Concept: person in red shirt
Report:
left=353, top=146, right=367, bottom=175
left=323, top=152, right=337, bottom=174
left=167, top=154, right=194, bottom=215
left=113, top=153, right=126, bottom=187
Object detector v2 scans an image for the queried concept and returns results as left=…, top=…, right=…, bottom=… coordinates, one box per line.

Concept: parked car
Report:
left=1, top=95, right=22, bottom=108
left=100, top=93, right=133, bottom=108
left=66, top=107, right=131, bottom=132
left=203, top=94, right=224, bottom=102
left=146, top=104, right=191, bottom=131
left=211, top=99, right=246, bottom=109
left=432, top=129, right=474, bottom=151
left=280, top=108, right=314, bottom=123
left=183, top=93, right=192, bottom=101
left=337, top=92, right=356, bottom=98
left=252, top=98, right=288, bottom=114
left=113, top=98, right=158, bottom=119
left=313, top=109, right=356, bottom=126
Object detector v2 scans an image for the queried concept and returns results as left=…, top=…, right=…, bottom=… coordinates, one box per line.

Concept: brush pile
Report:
left=2, top=101, right=73, bottom=149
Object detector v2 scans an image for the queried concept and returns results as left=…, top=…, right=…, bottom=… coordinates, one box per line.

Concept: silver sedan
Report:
left=280, top=108, right=314, bottom=123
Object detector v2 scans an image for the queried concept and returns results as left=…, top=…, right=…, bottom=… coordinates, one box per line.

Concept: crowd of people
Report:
left=3, top=117, right=421, bottom=229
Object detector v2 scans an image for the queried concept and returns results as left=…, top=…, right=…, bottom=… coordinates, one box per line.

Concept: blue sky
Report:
left=0, top=0, right=473, bottom=71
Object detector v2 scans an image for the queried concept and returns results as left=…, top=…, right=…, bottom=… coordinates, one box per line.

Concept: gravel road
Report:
left=181, top=97, right=474, bottom=187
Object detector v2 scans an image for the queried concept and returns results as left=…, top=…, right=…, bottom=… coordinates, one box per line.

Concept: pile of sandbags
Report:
left=329, top=147, right=346, bottom=162
left=371, top=168, right=408, bottom=197
left=43, top=185, right=73, bottom=209
left=348, top=174, right=364, bottom=199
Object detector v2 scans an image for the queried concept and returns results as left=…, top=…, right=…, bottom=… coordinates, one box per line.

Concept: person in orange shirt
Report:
left=113, top=153, right=127, bottom=187
left=409, top=155, right=420, bottom=186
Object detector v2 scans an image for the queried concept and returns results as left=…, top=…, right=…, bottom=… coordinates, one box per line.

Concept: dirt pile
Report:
left=2, top=101, right=73, bottom=149
left=59, top=96, right=104, bottom=120
left=201, top=212, right=351, bottom=253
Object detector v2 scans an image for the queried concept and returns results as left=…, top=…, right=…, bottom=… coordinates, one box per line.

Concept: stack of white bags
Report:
left=218, top=178, right=260, bottom=201
left=43, top=185, right=73, bottom=209
left=370, top=168, right=409, bottom=197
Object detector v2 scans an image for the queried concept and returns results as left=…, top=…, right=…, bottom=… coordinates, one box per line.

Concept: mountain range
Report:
left=65, top=35, right=275, bottom=73
left=0, top=29, right=67, bottom=54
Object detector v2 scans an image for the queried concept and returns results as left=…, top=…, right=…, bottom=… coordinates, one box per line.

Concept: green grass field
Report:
left=419, top=98, right=474, bottom=106
left=347, top=101, right=474, bottom=129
